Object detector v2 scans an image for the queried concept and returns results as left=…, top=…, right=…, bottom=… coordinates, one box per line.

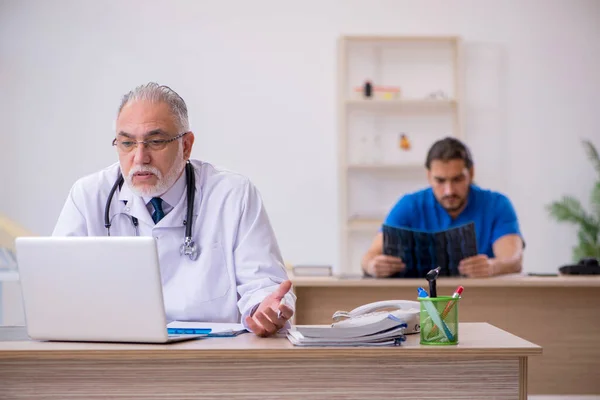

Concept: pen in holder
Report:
left=417, top=289, right=459, bottom=345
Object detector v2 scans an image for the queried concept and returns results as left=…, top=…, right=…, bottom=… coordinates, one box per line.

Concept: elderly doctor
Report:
left=52, top=82, right=296, bottom=337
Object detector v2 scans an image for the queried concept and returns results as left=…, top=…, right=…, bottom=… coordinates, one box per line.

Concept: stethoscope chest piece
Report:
left=180, top=237, right=199, bottom=261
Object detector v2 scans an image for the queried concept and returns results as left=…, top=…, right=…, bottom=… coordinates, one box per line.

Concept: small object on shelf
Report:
left=363, top=80, right=372, bottom=98
left=425, top=90, right=449, bottom=100
left=399, top=133, right=411, bottom=151
left=354, top=84, right=401, bottom=100
left=375, top=86, right=400, bottom=100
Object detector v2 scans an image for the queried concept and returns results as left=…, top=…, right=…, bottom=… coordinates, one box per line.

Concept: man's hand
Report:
left=245, top=280, right=294, bottom=337
left=458, top=254, right=496, bottom=277
left=366, top=255, right=405, bottom=278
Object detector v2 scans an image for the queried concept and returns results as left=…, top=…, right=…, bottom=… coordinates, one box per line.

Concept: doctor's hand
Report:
left=245, top=280, right=294, bottom=338
left=366, top=255, right=405, bottom=278
left=458, top=255, right=497, bottom=278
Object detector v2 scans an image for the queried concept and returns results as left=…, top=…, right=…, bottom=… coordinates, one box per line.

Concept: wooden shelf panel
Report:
left=343, top=35, right=460, bottom=44
left=347, top=163, right=423, bottom=171
left=346, top=99, right=457, bottom=109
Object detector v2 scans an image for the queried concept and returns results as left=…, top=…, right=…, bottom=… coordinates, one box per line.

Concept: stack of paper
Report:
left=287, top=311, right=414, bottom=347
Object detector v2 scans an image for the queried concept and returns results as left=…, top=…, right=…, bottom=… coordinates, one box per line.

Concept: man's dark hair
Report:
left=425, top=137, right=474, bottom=170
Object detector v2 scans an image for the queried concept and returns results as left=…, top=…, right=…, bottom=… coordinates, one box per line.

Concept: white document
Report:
left=287, top=325, right=407, bottom=347
left=167, top=321, right=247, bottom=336
left=294, top=309, right=419, bottom=339
left=287, top=308, right=418, bottom=347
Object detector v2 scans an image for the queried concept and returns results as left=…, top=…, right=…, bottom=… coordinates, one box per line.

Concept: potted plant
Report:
left=546, top=139, right=600, bottom=262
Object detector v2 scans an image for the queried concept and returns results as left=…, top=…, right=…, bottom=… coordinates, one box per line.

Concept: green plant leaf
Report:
left=547, top=196, right=599, bottom=243
left=592, top=181, right=600, bottom=222
left=550, top=140, right=600, bottom=262
left=578, top=229, right=598, bottom=249
left=572, top=231, right=600, bottom=261
left=547, top=196, right=585, bottom=222
left=573, top=245, right=585, bottom=263
left=582, top=140, right=600, bottom=177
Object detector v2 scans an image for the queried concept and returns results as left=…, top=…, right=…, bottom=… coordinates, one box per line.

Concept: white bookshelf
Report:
left=337, top=35, right=464, bottom=275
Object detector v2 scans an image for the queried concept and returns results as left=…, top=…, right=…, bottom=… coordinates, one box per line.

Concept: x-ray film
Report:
left=382, top=222, right=478, bottom=278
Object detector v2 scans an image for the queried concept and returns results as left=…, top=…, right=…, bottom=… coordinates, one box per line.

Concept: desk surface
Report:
left=290, top=273, right=600, bottom=288
left=0, top=323, right=539, bottom=399
left=0, top=323, right=541, bottom=359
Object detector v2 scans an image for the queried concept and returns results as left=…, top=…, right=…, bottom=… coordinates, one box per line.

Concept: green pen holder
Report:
left=418, top=296, right=460, bottom=345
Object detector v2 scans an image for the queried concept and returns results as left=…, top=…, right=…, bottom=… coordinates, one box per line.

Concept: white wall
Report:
left=1, top=0, right=599, bottom=273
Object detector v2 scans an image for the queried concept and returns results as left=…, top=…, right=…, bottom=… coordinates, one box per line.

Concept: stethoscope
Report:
left=104, top=161, right=199, bottom=261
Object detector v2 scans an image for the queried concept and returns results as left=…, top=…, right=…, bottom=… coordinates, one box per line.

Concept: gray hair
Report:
left=118, top=82, right=190, bottom=132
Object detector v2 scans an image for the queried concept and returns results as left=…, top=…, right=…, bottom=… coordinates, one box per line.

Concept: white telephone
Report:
left=331, top=300, right=421, bottom=334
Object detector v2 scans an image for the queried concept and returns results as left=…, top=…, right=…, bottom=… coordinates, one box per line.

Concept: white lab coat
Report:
left=52, top=159, right=295, bottom=327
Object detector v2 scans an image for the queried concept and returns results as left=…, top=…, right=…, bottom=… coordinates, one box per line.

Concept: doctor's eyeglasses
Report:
left=112, top=131, right=190, bottom=153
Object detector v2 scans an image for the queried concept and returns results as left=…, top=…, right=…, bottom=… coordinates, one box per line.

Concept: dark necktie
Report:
left=150, top=197, right=165, bottom=224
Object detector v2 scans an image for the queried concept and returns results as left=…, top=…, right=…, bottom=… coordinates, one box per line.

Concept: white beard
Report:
left=125, top=145, right=186, bottom=198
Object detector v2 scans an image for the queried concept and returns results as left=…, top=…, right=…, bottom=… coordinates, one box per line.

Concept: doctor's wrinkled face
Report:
left=115, top=100, right=194, bottom=197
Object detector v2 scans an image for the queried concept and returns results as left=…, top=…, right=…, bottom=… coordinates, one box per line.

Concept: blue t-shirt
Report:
left=383, top=184, right=523, bottom=259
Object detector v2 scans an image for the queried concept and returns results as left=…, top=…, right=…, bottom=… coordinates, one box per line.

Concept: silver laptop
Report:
left=15, top=236, right=203, bottom=343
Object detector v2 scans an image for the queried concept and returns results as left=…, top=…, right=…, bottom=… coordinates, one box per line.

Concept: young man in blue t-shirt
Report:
left=361, top=137, right=525, bottom=278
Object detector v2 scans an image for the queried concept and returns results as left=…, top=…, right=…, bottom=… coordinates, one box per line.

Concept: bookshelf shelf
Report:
left=345, top=99, right=457, bottom=109
left=337, top=35, right=464, bottom=275
left=347, top=163, right=423, bottom=171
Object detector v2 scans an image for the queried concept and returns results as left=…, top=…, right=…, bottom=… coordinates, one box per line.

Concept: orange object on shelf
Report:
left=399, top=134, right=411, bottom=150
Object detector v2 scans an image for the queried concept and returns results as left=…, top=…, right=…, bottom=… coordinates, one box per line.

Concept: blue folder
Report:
left=168, top=328, right=212, bottom=335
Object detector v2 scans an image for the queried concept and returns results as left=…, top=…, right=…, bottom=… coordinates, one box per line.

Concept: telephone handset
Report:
left=332, top=300, right=421, bottom=334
